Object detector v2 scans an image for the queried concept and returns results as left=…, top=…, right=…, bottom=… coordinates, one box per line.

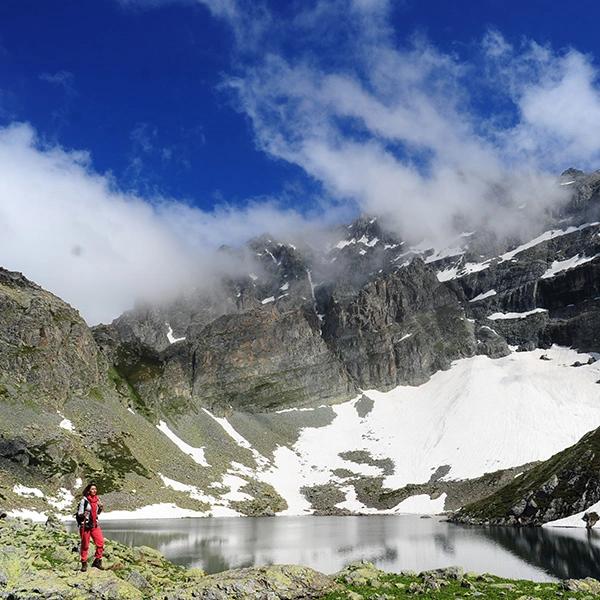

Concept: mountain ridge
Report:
left=1, top=169, right=600, bottom=522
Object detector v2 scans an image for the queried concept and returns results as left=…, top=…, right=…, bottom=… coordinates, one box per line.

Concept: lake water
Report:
left=81, top=515, right=600, bottom=581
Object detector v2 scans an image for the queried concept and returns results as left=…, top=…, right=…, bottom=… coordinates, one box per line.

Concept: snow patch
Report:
left=259, top=346, right=600, bottom=510
left=58, top=413, right=75, bottom=432
left=156, top=421, right=210, bottom=467
left=469, top=289, right=497, bottom=303
left=7, top=508, right=48, bottom=522
left=541, top=254, right=598, bottom=279
left=47, top=488, right=74, bottom=511
left=100, top=503, right=209, bottom=520
left=202, top=409, right=269, bottom=467
left=335, top=485, right=374, bottom=513
left=487, top=308, right=547, bottom=320
left=436, top=260, right=491, bottom=281
left=166, top=323, right=186, bottom=344
left=261, top=296, right=275, bottom=304
left=391, top=493, right=447, bottom=514
left=544, top=499, right=600, bottom=528
left=13, top=485, right=44, bottom=498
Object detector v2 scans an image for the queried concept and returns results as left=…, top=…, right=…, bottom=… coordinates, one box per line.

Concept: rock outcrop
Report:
left=452, top=425, right=600, bottom=526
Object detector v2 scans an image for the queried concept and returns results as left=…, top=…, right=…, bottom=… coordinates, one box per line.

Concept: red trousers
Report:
left=80, top=526, right=104, bottom=561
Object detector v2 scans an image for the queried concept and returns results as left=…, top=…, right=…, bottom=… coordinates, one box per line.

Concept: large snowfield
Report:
left=258, top=346, right=600, bottom=515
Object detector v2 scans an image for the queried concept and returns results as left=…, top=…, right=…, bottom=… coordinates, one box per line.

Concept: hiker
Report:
left=77, top=482, right=104, bottom=571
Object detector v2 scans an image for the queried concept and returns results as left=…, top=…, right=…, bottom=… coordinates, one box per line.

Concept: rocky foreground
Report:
left=1, top=518, right=600, bottom=599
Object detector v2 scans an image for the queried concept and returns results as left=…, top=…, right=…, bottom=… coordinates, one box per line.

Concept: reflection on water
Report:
left=69, top=515, right=600, bottom=581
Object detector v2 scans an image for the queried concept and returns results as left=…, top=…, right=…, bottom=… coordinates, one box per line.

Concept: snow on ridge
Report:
left=265, top=249, right=278, bottom=264
left=436, top=260, right=491, bottom=282
left=487, top=308, right=547, bottom=320
left=500, top=223, right=599, bottom=263
left=335, top=238, right=355, bottom=249
left=469, top=289, right=497, bottom=303
left=166, top=323, right=186, bottom=344
left=261, top=296, right=275, bottom=304
left=560, top=180, right=576, bottom=186
left=156, top=420, right=210, bottom=467
left=541, top=254, right=598, bottom=279
left=424, top=247, right=464, bottom=264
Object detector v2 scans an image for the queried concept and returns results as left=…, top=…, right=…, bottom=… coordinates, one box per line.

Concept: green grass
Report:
left=320, top=572, right=587, bottom=599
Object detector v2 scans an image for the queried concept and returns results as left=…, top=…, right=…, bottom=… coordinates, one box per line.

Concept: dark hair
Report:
left=82, top=482, right=97, bottom=497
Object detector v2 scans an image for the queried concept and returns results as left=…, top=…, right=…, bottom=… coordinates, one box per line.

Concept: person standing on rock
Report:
left=77, top=482, right=104, bottom=571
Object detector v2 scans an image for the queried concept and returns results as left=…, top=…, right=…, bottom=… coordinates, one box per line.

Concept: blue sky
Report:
left=2, top=0, right=600, bottom=322
left=1, top=0, right=599, bottom=208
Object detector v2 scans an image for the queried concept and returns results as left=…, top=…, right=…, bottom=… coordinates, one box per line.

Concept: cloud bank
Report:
left=0, top=123, right=342, bottom=324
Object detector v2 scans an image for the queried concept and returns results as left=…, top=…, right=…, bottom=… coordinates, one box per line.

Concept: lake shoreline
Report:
left=3, top=517, right=600, bottom=599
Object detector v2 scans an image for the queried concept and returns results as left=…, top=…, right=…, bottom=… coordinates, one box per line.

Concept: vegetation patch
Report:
left=339, top=450, right=394, bottom=476
left=90, top=435, right=151, bottom=494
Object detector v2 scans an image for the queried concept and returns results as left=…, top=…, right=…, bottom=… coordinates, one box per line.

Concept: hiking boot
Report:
left=91, top=558, right=104, bottom=570
left=81, top=561, right=88, bottom=572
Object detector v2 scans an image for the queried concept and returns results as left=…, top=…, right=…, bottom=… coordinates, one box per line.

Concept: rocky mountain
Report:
left=1, top=168, right=600, bottom=522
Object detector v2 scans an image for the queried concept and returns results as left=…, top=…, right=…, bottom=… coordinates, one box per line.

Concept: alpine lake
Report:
left=69, top=514, right=600, bottom=581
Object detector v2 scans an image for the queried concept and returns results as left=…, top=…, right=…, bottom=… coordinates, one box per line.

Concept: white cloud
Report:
left=227, top=26, right=578, bottom=242
left=0, top=123, right=341, bottom=324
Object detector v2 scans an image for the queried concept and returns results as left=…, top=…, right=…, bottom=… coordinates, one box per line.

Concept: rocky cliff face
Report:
left=0, top=267, right=104, bottom=407
left=321, top=259, right=482, bottom=389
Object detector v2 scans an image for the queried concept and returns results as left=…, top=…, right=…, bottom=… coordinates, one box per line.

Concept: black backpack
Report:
left=74, top=498, right=89, bottom=526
